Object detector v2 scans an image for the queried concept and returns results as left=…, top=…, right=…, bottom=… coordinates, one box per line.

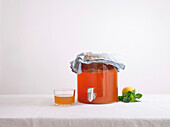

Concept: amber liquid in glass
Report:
left=78, top=63, right=118, bottom=104
left=54, top=94, right=75, bottom=105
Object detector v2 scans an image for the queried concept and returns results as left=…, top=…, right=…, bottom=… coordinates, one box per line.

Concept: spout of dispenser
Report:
left=87, top=88, right=96, bottom=102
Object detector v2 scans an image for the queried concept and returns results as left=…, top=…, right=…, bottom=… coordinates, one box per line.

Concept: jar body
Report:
left=77, top=63, right=118, bottom=104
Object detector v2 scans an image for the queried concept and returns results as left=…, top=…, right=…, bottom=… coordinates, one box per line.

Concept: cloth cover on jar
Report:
left=70, top=52, right=125, bottom=74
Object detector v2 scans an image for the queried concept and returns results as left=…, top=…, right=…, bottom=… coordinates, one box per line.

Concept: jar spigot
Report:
left=87, top=88, right=96, bottom=102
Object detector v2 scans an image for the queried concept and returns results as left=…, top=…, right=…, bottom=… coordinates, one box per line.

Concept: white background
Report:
left=0, top=0, right=170, bottom=94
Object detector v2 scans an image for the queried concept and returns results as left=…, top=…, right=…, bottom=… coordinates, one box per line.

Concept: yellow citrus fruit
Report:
left=122, top=86, right=135, bottom=94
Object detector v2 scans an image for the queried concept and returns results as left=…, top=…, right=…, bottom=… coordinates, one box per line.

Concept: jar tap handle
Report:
left=87, top=88, right=96, bottom=102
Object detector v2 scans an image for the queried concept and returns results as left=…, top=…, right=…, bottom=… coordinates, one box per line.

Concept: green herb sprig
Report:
left=118, top=90, right=142, bottom=103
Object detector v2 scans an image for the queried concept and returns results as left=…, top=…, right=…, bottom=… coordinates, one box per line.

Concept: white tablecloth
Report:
left=0, top=94, right=170, bottom=127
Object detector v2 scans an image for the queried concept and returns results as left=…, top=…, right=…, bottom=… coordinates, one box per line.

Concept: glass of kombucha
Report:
left=53, top=89, right=75, bottom=105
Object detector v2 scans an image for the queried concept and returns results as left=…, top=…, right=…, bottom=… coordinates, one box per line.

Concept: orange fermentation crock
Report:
left=77, top=63, right=118, bottom=104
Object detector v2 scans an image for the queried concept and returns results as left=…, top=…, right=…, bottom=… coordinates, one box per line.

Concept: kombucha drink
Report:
left=54, top=94, right=75, bottom=105
left=78, top=63, right=118, bottom=104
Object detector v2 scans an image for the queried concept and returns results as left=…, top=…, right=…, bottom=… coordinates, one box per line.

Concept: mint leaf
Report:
left=135, top=100, right=141, bottom=102
left=130, top=93, right=136, bottom=102
left=126, top=91, right=132, bottom=97
left=133, top=89, right=136, bottom=94
left=135, top=93, right=142, bottom=99
left=123, top=97, right=130, bottom=103
left=118, top=96, right=124, bottom=101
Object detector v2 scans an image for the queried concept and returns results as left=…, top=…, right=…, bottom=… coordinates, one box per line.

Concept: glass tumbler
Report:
left=53, top=89, right=75, bottom=105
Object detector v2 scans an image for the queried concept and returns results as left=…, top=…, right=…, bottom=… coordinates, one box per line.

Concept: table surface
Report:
left=0, top=94, right=170, bottom=127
